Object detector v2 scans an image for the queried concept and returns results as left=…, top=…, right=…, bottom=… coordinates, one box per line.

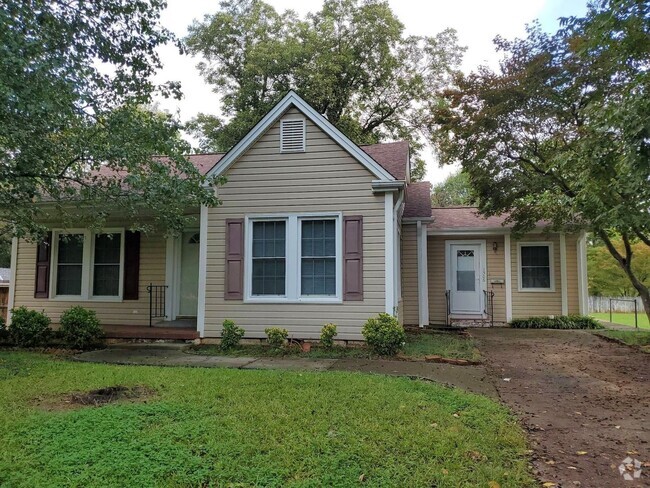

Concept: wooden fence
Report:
left=0, top=286, right=8, bottom=323
left=589, top=296, right=645, bottom=313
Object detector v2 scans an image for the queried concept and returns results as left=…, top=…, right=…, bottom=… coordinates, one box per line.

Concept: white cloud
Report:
left=152, top=0, right=576, bottom=183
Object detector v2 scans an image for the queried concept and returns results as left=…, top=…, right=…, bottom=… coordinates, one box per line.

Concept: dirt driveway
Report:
left=471, top=328, right=649, bottom=487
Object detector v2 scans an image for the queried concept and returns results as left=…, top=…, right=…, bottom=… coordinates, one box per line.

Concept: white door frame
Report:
left=176, top=228, right=200, bottom=318
left=445, top=240, right=487, bottom=315
left=165, top=228, right=199, bottom=321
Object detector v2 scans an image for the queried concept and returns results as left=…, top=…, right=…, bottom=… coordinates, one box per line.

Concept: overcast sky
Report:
left=153, top=0, right=588, bottom=184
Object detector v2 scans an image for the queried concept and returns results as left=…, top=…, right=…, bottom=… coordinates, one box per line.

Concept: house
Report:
left=6, top=91, right=588, bottom=341
left=0, top=268, right=9, bottom=323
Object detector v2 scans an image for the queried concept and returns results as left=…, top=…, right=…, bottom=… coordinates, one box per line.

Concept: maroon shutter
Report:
left=34, top=232, right=52, bottom=298
left=225, top=219, right=244, bottom=300
left=343, top=216, right=363, bottom=301
left=123, top=231, right=140, bottom=300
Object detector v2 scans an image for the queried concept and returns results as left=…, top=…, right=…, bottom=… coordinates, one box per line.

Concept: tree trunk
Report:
left=598, top=231, right=650, bottom=325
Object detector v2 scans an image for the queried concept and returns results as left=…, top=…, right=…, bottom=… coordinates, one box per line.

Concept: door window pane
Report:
left=301, top=220, right=336, bottom=296
left=252, top=221, right=286, bottom=295
left=521, top=245, right=551, bottom=288
left=93, top=233, right=121, bottom=296
left=56, top=234, right=84, bottom=295
left=456, top=249, right=475, bottom=292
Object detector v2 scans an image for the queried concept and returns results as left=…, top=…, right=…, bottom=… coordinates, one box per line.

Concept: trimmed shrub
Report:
left=320, top=323, right=338, bottom=349
left=265, top=327, right=288, bottom=349
left=60, top=306, right=104, bottom=349
left=0, top=316, right=7, bottom=342
left=510, top=315, right=602, bottom=330
left=362, top=313, right=406, bottom=356
left=9, top=307, right=52, bottom=347
left=221, top=319, right=245, bottom=350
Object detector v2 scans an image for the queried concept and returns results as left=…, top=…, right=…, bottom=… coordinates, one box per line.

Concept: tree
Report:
left=185, top=0, right=465, bottom=180
left=1, top=0, right=220, bottom=242
left=431, top=171, right=474, bottom=207
left=432, top=0, right=650, bottom=322
left=588, top=239, right=650, bottom=297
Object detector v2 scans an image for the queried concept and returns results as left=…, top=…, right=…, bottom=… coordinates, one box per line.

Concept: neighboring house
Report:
left=7, top=91, right=588, bottom=341
left=0, top=268, right=9, bottom=323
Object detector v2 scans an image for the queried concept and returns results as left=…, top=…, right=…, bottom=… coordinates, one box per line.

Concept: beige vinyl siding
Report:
left=13, top=233, right=165, bottom=326
left=401, top=223, right=419, bottom=325
left=204, top=107, right=385, bottom=341
left=427, top=235, right=507, bottom=324
left=511, top=234, right=563, bottom=318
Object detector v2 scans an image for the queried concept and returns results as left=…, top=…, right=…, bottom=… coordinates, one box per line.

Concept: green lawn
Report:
left=591, top=312, right=649, bottom=329
left=596, top=329, right=650, bottom=351
left=0, top=352, right=532, bottom=487
left=189, top=331, right=480, bottom=362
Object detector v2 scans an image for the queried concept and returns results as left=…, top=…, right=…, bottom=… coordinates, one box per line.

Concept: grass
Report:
left=596, top=329, right=650, bottom=351
left=189, top=331, right=480, bottom=362
left=0, top=351, right=533, bottom=487
left=591, top=312, right=650, bottom=329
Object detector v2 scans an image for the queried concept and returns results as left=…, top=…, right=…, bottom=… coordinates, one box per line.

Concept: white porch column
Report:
left=560, top=233, right=568, bottom=315
left=384, top=192, right=395, bottom=314
left=504, top=233, right=512, bottom=322
left=576, top=231, right=588, bottom=315
left=7, top=237, right=18, bottom=326
left=417, top=221, right=429, bottom=327
left=196, top=204, right=209, bottom=338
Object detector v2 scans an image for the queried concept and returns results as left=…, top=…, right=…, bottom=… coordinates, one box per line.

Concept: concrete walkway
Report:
left=74, top=344, right=497, bottom=398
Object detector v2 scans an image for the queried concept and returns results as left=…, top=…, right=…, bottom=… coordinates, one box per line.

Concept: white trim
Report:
left=385, top=193, right=395, bottom=314
left=280, top=117, right=306, bottom=153
left=445, top=240, right=487, bottom=315
left=393, top=189, right=404, bottom=311
left=516, top=241, right=555, bottom=292
left=560, top=233, right=568, bottom=315
left=577, top=231, right=589, bottom=315
left=7, top=237, right=18, bottom=326
left=165, top=236, right=177, bottom=321
left=197, top=205, right=209, bottom=338
left=205, top=91, right=395, bottom=182
left=417, top=221, right=429, bottom=327
left=49, top=228, right=125, bottom=301
left=429, top=226, right=549, bottom=236
left=504, top=233, right=512, bottom=322
left=244, top=212, right=343, bottom=303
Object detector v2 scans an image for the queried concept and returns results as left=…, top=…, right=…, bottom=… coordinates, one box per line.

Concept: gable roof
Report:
left=429, top=207, right=509, bottom=230
left=360, top=141, right=409, bottom=180
left=403, top=181, right=432, bottom=219
left=205, top=91, right=396, bottom=182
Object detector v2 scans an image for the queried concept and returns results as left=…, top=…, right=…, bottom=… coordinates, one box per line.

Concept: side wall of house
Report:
left=12, top=233, right=166, bottom=326
left=400, top=224, right=419, bottom=325
left=203, top=107, right=386, bottom=341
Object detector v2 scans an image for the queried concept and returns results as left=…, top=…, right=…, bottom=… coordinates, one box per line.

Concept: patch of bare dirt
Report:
left=34, top=385, right=155, bottom=411
left=471, top=328, right=650, bottom=487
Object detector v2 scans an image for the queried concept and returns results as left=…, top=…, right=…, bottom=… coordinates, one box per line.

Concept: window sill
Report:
left=244, top=297, right=343, bottom=304
left=517, top=288, right=556, bottom=293
left=49, top=296, right=123, bottom=302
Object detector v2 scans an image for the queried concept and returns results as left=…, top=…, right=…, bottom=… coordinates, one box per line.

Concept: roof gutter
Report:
left=372, top=180, right=405, bottom=193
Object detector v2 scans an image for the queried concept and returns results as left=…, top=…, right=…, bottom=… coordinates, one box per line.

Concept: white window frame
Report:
left=50, top=228, right=125, bottom=301
left=517, top=241, right=555, bottom=292
left=244, top=213, right=342, bottom=303
left=279, top=118, right=306, bottom=153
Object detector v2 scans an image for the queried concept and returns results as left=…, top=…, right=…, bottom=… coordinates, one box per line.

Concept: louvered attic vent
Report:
left=280, top=118, right=306, bottom=152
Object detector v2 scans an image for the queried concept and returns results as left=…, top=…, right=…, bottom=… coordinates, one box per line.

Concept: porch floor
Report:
left=102, top=321, right=198, bottom=340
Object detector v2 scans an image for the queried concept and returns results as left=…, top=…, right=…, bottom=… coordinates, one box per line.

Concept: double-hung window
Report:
left=247, top=214, right=341, bottom=302
left=518, top=242, right=554, bottom=291
left=51, top=229, right=125, bottom=299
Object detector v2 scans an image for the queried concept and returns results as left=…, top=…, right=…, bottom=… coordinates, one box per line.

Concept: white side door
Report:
left=449, top=243, right=483, bottom=314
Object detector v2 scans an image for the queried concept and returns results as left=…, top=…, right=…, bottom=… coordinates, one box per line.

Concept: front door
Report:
left=178, top=231, right=200, bottom=317
left=448, top=243, right=483, bottom=314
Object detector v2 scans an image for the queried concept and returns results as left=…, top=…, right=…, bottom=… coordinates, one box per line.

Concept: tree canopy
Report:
left=432, top=0, right=650, bottom=320
left=430, top=171, right=474, bottom=207
left=1, top=0, right=220, bottom=240
left=185, top=0, right=465, bottom=181
left=589, top=239, right=649, bottom=297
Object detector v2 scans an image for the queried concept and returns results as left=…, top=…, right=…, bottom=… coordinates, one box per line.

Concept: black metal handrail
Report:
left=445, top=290, right=451, bottom=327
left=483, top=290, right=495, bottom=327
left=147, top=284, right=168, bottom=327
